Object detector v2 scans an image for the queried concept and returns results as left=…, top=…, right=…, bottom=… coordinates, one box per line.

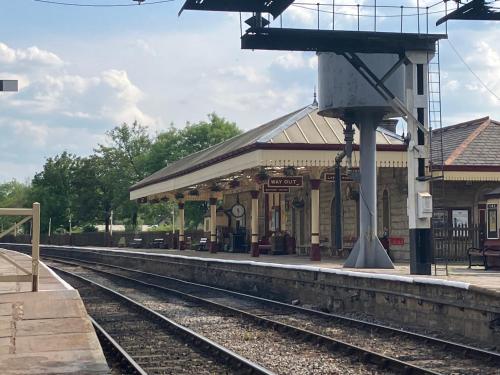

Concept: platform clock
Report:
left=231, top=203, right=245, bottom=218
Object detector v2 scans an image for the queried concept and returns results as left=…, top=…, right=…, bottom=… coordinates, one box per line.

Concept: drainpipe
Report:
left=334, top=122, right=355, bottom=252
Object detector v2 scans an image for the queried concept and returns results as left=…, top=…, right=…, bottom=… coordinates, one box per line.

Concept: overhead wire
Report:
left=447, top=38, right=500, bottom=101
left=33, top=0, right=174, bottom=6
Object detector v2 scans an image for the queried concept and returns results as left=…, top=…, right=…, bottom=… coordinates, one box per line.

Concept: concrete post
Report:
left=32, top=202, right=40, bottom=292
left=310, top=179, right=321, bottom=261
left=209, top=197, right=217, bottom=253
left=344, top=113, right=394, bottom=268
left=178, top=201, right=185, bottom=250
left=250, top=190, right=260, bottom=257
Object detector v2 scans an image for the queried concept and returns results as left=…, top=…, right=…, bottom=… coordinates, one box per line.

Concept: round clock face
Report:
left=231, top=204, right=245, bottom=218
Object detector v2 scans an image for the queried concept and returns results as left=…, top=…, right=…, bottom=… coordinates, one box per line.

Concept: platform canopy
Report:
left=130, top=104, right=407, bottom=201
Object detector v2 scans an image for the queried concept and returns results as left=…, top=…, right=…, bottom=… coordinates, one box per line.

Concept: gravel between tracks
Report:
left=53, top=262, right=394, bottom=375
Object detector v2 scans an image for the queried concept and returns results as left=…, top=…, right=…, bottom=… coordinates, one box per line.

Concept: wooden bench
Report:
left=484, top=247, right=500, bottom=270
left=196, top=238, right=208, bottom=251
left=468, top=241, right=500, bottom=270
left=129, top=238, right=143, bottom=248
left=150, top=238, right=166, bottom=249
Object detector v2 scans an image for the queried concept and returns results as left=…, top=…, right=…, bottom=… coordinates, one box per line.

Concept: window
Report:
left=382, top=189, right=390, bottom=231
left=487, top=204, right=498, bottom=239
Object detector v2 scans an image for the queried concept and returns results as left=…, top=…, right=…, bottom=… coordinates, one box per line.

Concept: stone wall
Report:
left=11, top=244, right=498, bottom=349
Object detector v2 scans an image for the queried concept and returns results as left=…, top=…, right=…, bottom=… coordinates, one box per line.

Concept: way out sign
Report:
left=268, top=176, right=303, bottom=187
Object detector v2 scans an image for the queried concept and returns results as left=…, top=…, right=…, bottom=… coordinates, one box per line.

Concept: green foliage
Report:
left=0, top=180, right=31, bottom=232
left=4, top=113, right=240, bottom=234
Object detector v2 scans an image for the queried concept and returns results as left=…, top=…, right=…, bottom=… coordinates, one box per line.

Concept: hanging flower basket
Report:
left=188, top=189, right=200, bottom=196
left=175, top=192, right=184, bottom=200
left=229, top=179, right=240, bottom=189
left=149, top=198, right=160, bottom=204
left=254, top=168, right=269, bottom=184
left=210, top=184, right=222, bottom=192
left=283, top=166, right=297, bottom=176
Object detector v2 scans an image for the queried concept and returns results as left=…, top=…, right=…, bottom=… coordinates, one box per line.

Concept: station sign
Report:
left=324, top=173, right=353, bottom=182
left=389, top=237, right=405, bottom=246
left=264, top=185, right=290, bottom=193
left=268, top=176, right=303, bottom=187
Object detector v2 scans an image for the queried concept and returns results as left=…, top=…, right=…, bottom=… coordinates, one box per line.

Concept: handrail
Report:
left=0, top=203, right=40, bottom=291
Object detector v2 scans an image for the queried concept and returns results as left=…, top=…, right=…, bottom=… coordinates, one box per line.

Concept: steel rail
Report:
left=51, top=265, right=275, bottom=375
left=89, top=316, right=148, bottom=375
left=44, top=253, right=500, bottom=365
left=47, top=256, right=445, bottom=375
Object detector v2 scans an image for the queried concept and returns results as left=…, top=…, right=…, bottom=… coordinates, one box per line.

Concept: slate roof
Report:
left=431, top=117, right=500, bottom=167
left=131, top=103, right=404, bottom=191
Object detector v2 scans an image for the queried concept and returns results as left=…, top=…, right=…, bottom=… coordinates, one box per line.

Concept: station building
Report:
left=130, top=104, right=500, bottom=262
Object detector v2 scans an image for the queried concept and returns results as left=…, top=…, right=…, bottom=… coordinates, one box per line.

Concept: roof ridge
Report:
left=256, top=105, right=315, bottom=143
left=432, top=116, right=490, bottom=132
left=433, top=116, right=490, bottom=133
left=445, top=117, right=491, bottom=166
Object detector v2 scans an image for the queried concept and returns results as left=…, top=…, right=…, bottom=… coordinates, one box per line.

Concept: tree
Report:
left=30, top=152, right=77, bottom=233
left=94, top=121, right=152, bottom=232
left=0, top=180, right=31, bottom=233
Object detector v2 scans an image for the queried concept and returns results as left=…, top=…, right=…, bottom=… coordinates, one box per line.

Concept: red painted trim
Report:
left=130, top=142, right=407, bottom=192
left=310, top=179, right=321, bottom=190
left=251, top=243, right=259, bottom=257
left=310, top=244, right=321, bottom=261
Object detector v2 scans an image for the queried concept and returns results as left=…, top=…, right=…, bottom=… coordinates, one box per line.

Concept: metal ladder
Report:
left=428, top=41, right=445, bottom=197
left=428, top=41, right=448, bottom=276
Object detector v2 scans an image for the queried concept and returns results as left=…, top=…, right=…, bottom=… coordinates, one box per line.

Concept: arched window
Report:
left=382, top=189, right=390, bottom=231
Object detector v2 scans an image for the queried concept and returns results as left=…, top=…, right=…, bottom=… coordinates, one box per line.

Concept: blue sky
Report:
left=0, top=0, right=499, bottom=182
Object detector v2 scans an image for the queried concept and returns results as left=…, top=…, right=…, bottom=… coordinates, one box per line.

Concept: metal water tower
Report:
left=178, top=0, right=447, bottom=273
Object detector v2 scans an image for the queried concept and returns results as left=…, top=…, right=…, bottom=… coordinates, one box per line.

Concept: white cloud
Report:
left=273, top=52, right=306, bottom=70
left=0, top=42, right=63, bottom=66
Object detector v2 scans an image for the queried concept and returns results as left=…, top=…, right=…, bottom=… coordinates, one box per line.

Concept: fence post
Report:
left=32, top=202, right=40, bottom=292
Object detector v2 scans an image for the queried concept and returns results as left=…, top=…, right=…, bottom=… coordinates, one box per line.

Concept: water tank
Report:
left=318, top=52, right=405, bottom=119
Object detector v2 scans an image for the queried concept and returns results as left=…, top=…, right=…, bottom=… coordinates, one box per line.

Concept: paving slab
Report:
left=0, top=248, right=109, bottom=374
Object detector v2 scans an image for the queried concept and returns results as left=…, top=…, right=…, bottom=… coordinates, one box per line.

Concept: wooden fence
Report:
left=2, top=229, right=206, bottom=250
left=432, top=224, right=483, bottom=262
left=0, top=203, right=40, bottom=291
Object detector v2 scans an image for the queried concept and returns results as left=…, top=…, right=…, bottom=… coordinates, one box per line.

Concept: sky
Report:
left=0, top=0, right=499, bottom=182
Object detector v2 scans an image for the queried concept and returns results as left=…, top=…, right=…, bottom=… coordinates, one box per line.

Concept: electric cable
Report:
left=34, top=0, right=174, bottom=7
left=447, top=38, right=500, bottom=101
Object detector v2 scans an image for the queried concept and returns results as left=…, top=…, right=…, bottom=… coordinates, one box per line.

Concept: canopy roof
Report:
left=130, top=103, right=406, bottom=199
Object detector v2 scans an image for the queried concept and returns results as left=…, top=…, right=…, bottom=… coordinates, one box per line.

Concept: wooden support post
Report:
left=310, top=180, right=321, bottom=261
left=251, top=190, right=260, bottom=257
left=32, top=202, right=40, bottom=292
left=178, top=201, right=185, bottom=250
left=209, top=197, right=217, bottom=253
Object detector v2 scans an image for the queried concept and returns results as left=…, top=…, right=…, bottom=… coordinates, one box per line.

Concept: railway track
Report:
left=53, top=266, right=272, bottom=375
left=44, top=254, right=499, bottom=375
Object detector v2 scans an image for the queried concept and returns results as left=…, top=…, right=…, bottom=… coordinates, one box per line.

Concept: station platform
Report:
left=110, top=247, right=500, bottom=293
left=0, top=248, right=109, bottom=374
